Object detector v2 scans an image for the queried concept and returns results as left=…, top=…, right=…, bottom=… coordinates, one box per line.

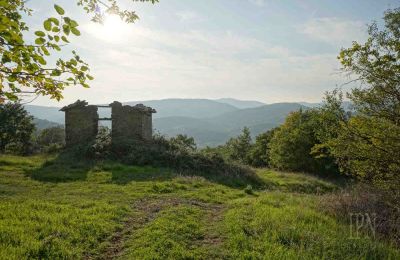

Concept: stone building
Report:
left=60, top=100, right=156, bottom=147
left=110, top=101, right=156, bottom=143
left=60, top=100, right=99, bottom=147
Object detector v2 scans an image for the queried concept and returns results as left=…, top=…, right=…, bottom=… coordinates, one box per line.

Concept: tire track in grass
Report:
left=98, top=197, right=225, bottom=259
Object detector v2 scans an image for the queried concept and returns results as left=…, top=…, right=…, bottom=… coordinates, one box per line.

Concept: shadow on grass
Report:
left=24, top=150, right=263, bottom=189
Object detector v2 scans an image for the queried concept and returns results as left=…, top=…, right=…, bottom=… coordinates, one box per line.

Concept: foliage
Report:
left=0, top=0, right=157, bottom=102
left=322, top=184, right=400, bottom=246
left=36, top=126, right=65, bottom=152
left=0, top=1, right=92, bottom=102
left=90, top=134, right=259, bottom=187
left=88, top=126, right=111, bottom=159
left=248, top=128, right=278, bottom=167
left=321, top=8, right=400, bottom=195
left=0, top=102, right=35, bottom=154
left=269, top=109, right=338, bottom=174
left=169, top=134, right=197, bottom=153
left=225, top=127, right=252, bottom=164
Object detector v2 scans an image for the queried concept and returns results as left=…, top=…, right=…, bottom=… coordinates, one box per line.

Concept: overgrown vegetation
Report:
left=1, top=155, right=398, bottom=259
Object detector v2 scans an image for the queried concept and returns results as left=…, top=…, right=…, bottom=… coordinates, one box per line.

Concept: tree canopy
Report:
left=0, top=0, right=157, bottom=103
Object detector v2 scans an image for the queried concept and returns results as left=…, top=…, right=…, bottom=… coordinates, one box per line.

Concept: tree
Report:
left=0, top=102, right=35, bottom=154
left=0, top=0, right=157, bottom=103
left=325, top=8, right=400, bottom=192
left=37, top=126, right=65, bottom=147
left=226, top=127, right=252, bottom=164
left=170, top=134, right=197, bottom=153
left=248, top=128, right=278, bottom=167
left=269, top=109, right=338, bottom=174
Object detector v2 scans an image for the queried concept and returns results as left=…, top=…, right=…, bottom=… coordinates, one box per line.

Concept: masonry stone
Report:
left=110, top=101, right=156, bottom=143
left=60, top=100, right=156, bottom=146
left=60, top=100, right=99, bottom=147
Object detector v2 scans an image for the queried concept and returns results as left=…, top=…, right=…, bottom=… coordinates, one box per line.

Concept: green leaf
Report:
left=54, top=35, right=60, bottom=42
left=61, top=36, right=69, bottom=43
left=54, top=4, right=65, bottom=15
left=35, top=37, right=46, bottom=45
left=49, top=17, right=60, bottom=26
left=63, top=24, right=70, bottom=35
left=41, top=46, right=50, bottom=56
left=43, top=20, right=51, bottom=31
left=69, top=20, right=79, bottom=28
left=81, top=66, right=88, bottom=71
left=87, top=75, right=94, bottom=80
left=70, top=27, right=80, bottom=36
left=34, top=31, right=45, bottom=37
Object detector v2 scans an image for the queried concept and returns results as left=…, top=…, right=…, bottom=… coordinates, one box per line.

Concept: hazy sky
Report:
left=26, top=0, right=397, bottom=106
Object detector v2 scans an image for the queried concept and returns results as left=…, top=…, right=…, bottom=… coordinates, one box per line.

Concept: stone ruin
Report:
left=60, top=100, right=156, bottom=147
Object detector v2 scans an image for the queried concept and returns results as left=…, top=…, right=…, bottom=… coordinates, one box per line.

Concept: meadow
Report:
left=0, top=154, right=398, bottom=259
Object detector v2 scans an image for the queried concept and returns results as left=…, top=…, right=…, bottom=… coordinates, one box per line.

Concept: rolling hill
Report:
left=154, top=103, right=305, bottom=146
left=26, top=99, right=307, bottom=146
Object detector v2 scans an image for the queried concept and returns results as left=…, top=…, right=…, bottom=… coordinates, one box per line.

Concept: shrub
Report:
left=0, top=102, right=35, bottom=155
left=321, top=184, right=400, bottom=246
left=269, top=109, right=338, bottom=175
left=36, top=126, right=65, bottom=153
left=100, top=134, right=260, bottom=187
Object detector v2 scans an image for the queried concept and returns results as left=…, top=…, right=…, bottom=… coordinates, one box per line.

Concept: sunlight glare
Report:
left=89, top=15, right=131, bottom=43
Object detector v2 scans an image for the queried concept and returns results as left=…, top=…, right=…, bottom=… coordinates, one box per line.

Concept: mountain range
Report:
left=25, top=98, right=308, bottom=147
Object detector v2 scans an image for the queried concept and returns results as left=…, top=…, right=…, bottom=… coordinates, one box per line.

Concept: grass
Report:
left=0, top=154, right=399, bottom=259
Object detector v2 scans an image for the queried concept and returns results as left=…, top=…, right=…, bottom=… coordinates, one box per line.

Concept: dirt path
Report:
left=97, top=197, right=225, bottom=259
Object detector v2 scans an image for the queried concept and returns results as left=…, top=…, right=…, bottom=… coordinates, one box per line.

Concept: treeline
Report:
left=0, top=102, right=65, bottom=155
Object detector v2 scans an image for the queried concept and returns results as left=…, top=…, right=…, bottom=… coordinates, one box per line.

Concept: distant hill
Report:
left=124, top=99, right=239, bottom=119
left=26, top=105, right=64, bottom=124
left=33, top=118, right=61, bottom=130
left=25, top=99, right=306, bottom=147
left=154, top=103, right=306, bottom=146
left=215, top=98, right=265, bottom=109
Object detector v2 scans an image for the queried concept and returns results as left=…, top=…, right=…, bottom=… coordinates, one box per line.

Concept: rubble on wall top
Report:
left=60, top=100, right=89, bottom=111
left=60, top=100, right=156, bottom=113
left=110, top=101, right=156, bottom=113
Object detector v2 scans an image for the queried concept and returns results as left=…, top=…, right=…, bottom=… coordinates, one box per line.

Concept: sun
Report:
left=88, top=15, right=131, bottom=43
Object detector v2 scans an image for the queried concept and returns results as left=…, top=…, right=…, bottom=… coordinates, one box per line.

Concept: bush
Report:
left=36, top=126, right=65, bottom=153
left=269, top=109, right=338, bottom=175
left=0, top=102, right=35, bottom=155
left=248, top=128, right=278, bottom=167
left=90, top=133, right=260, bottom=187
left=321, top=184, right=400, bottom=246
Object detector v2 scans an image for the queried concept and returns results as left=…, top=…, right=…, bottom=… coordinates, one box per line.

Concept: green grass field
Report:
left=0, top=154, right=398, bottom=259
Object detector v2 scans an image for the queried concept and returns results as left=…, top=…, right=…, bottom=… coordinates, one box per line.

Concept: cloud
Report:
left=299, top=17, right=367, bottom=47
left=175, top=11, right=203, bottom=23
left=57, top=22, right=343, bottom=106
left=248, top=0, right=267, bottom=7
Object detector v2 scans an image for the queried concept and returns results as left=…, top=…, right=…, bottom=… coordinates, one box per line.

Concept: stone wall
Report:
left=61, top=101, right=99, bottom=147
left=61, top=100, right=155, bottom=147
left=110, top=101, right=155, bottom=144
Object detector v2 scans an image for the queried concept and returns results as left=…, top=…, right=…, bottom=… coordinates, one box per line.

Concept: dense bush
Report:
left=268, top=109, right=338, bottom=174
left=225, top=127, right=252, bottom=164
left=321, top=184, right=400, bottom=246
left=248, top=128, right=278, bottom=167
left=0, top=102, right=35, bottom=155
left=36, top=126, right=65, bottom=153
left=84, top=133, right=259, bottom=187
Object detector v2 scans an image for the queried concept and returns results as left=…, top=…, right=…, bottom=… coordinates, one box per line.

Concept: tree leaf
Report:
left=61, top=36, right=69, bottom=43
left=70, top=27, right=80, bottom=36
left=35, top=37, right=46, bottom=45
left=43, top=20, right=51, bottom=31
left=34, top=31, right=45, bottom=37
left=54, top=4, right=65, bottom=15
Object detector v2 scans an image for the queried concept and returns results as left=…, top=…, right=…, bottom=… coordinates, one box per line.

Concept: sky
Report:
left=25, top=0, right=399, bottom=106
